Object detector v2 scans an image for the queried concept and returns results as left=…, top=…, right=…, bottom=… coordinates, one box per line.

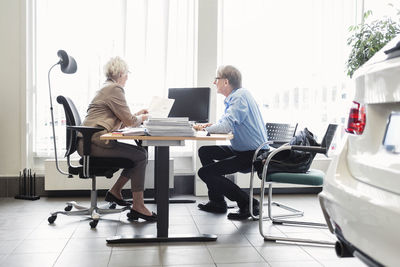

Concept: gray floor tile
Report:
left=168, top=224, right=200, bottom=235
left=13, top=238, right=69, bottom=254
left=269, top=261, right=322, bottom=267
left=0, top=255, right=7, bottom=265
left=109, top=249, right=161, bottom=266
left=217, top=263, right=270, bottom=267
left=71, top=222, right=118, bottom=238
left=62, top=237, right=112, bottom=252
left=54, top=250, right=111, bottom=267
left=233, top=220, right=266, bottom=234
left=161, top=247, right=214, bottom=265
left=205, top=233, right=252, bottom=248
left=300, top=245, right=338, bottom=261
left=169, top=215, right=195, bottom=225
left=319, top=258, right=367, bottom=267
left=192, top=214, right=232, bottom=225
left=26, top=224, right=77, bottom=239
left=209, top=246, right=265, bottom=264
left=0, top=240, right=22, bottom=255
left=0, top=229, right=33, bottom=241
left=0, top=252, right=59, bottom=267
left=256, top=243, right=315, bottom=262
left=197, top=223, right=239, bottom=235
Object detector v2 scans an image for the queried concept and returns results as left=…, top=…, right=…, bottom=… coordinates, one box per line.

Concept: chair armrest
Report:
left=67, top=126, right=103, bottom=156
left=290, top=145, right=326, bottom=154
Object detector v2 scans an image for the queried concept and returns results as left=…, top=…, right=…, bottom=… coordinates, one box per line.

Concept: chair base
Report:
left=48, top=201, right=130, bottom=228
left=263, top=235, right=335, bottom=246
left=259, top=183, right=335, bottom=246
left=48, top=187, right=130, bottom=228
left=250, top=200, right=304, bottom=221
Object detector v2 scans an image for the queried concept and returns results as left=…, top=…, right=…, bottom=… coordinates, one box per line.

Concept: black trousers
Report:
left=198, top=145, right=258, bottom=209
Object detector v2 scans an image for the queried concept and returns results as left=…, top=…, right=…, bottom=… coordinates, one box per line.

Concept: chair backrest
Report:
left=56, top=95, right=82, bottom=157
left=320, top=124, right=338, bottom=155
left=266, top=122, right=298, bottom=142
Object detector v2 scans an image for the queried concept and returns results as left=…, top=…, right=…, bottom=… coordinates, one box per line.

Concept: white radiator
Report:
left=45, top=159, right=173, bottom=190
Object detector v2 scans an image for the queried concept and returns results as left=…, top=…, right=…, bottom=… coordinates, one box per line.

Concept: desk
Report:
left=102, top=132, right=233, bottom=243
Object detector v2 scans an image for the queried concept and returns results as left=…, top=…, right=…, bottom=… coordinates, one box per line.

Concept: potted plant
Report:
left=346, top=9, right=400, bottom=78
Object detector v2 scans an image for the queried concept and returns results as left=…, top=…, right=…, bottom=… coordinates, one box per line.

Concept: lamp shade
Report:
left=57, top=50, right=77, bottom=74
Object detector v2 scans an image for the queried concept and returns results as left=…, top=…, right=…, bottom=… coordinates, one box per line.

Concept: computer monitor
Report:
left=168, top=87, right=210, bottom=123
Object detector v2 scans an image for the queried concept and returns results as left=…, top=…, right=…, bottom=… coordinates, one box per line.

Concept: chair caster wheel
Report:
left=89, top=220, right=99, bottom=228
left=109, top=203, right=116, bottom=209
left=64, top=205, right=72, bottom=211
left=48, top=215, right=57, bottom=224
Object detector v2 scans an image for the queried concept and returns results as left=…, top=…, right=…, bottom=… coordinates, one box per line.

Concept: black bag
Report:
left=253, top=128, right=319, bottom=179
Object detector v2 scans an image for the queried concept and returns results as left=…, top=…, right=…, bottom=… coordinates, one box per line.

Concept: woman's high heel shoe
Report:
left=127, top=209, right=157, bottom=222
left=105, top=191, right=132, bottom=206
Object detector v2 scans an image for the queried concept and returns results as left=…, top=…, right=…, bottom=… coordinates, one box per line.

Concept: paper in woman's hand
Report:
left=148, top=96, right=175, bottom=118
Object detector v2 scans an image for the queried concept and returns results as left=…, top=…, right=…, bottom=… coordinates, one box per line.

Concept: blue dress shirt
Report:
left=206, top=88, right=268, bottom=151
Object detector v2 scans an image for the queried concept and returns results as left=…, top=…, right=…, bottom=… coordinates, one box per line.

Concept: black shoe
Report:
left=105, top=191, right=132, bottom=206
left=198, top=200, right=227, bottom=213
left=127, top=209, right=157, bottom=222
left=227, top=204, right=259, bottom=220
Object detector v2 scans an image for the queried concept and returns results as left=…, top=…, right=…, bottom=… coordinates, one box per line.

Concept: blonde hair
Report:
left=104, top=56, right=129, bottom=80
left=217, top=65, right=242, bottom=89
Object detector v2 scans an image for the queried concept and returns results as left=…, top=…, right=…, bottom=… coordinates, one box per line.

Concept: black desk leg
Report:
left=106, top=145, right=217, bottom=244
left=155, top=146, right=169, bottom=237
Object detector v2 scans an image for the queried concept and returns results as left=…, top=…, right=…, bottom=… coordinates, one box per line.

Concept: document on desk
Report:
left=116, top=127, right=148, bottom=136
left=148, top=96, right=175, bottom=118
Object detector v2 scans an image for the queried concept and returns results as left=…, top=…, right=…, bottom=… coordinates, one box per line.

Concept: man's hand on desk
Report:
left=193, top=123, right=213, bottom=131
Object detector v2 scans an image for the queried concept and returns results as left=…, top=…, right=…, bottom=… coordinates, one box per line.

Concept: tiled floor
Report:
left=0, top=194, right=367, bottom=267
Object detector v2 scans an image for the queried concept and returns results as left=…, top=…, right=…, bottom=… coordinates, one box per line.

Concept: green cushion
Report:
left=266, top=169, right=325, bottom=186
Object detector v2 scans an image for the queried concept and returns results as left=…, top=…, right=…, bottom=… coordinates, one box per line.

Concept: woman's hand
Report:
left=136, top=109, right=149, bottom=115
left=140, top=114, right=149, bottom=122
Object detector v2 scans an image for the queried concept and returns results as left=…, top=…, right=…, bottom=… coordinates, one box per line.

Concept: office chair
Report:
left=46, top=51, right=133, bottom=228
left=250, top=124, right=337, bottom=245
left=47, top=96, right=133, bottom=228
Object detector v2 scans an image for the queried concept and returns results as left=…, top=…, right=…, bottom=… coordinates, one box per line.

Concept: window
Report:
left=34, top=0, right=197, bottom=157
left=218, top=0, right=358, bottom=141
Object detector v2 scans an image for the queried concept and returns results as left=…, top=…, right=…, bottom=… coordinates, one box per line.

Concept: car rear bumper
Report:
left=319, top=141, right=400, bottom=266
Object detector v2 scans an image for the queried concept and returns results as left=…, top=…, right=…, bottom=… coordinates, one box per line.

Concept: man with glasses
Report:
left=193, top=65, right=269, bottom=220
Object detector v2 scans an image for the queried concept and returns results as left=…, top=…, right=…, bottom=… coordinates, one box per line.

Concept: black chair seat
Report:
left=67, top=157, right=136, bottom=178
left=79, top=157, right=135, bottom=168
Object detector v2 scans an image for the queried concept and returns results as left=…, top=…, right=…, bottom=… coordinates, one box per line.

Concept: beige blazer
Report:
left=81, top=81, right=141, bottom=147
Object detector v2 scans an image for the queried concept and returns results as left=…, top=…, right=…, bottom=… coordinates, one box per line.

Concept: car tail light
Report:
left=346, top=101, right=366, bottom=134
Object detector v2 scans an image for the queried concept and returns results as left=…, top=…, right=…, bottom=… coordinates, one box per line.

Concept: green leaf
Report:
left=346, top=13, right=400, bottom=78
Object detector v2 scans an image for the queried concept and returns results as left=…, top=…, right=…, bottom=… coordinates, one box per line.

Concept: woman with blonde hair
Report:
left=77, top=56, right=156, bottom=221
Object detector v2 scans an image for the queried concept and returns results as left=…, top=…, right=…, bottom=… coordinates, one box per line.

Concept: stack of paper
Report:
left=144, top=117, right=195, bottom=136
left=117, top=127, right=148, bottom=136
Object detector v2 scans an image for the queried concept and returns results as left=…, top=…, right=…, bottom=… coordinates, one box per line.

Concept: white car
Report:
left=319, top=36, right=400, bottom=267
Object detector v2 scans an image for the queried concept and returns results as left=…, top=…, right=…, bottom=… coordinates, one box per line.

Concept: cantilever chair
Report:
left=47, top=96, right=133, bottom=228
left=250, top=124, right=338, bottom=245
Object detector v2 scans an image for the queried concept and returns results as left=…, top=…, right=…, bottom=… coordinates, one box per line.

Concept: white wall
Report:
left=0, top=0, right=27, bottom=177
